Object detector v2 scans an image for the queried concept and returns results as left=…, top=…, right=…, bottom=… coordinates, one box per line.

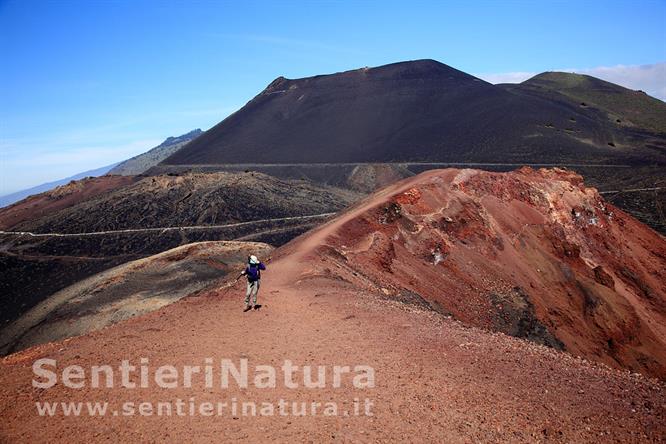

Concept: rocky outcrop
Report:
left=301, top=167, right=666, bottom=378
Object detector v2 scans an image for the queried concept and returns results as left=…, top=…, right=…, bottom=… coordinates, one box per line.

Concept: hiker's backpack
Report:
left=246, top=264, right=261, bottom=281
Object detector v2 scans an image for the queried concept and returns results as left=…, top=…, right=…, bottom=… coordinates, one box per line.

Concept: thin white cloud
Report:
left=476, top=62, right=666, bottom=101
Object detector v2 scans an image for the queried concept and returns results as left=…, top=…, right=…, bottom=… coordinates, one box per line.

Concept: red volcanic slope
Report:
left=0, top=176, right=137, bottom=230
left=1, top=168, right=664, bottom=442
left=298, top=167, right=666, bottom=378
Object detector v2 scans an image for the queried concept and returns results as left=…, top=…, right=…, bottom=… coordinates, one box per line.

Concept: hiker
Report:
left=239, top=255, right=266, bottom=312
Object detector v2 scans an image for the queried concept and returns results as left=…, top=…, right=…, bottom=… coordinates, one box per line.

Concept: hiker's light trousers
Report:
left=245, top=280, right=260, bottom=306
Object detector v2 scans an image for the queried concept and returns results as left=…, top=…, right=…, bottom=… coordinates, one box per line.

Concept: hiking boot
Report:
left=243, top=305, right=252, bottom=312
left=253, top=304, right=262, bottom=310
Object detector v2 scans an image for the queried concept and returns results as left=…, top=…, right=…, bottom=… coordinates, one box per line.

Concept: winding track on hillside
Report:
left=0, top=213, right=336, bottom=238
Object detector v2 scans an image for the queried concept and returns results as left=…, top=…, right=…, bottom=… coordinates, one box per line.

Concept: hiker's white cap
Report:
left=249, top=255, right=259, bottom=264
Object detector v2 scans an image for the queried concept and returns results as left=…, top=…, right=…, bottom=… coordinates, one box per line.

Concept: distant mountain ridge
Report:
left=0, top=129, right=203, bottom=209
left=0, top=162, right=118, bottom=209
left=108, top=128, right=202, bottom=175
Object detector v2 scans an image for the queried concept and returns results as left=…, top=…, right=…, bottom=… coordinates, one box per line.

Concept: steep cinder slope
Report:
left=290, top=168, right=666, bottom=378
left=163, top=59, right=665, bottom=166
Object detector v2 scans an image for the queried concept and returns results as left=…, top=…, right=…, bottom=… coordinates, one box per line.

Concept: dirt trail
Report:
left=1, top=171, right=664, bottom=442
left=277, top=170, right=438, bottom=266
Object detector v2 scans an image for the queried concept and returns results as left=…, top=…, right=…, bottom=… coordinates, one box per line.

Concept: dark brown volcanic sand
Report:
left=1, top=169, right=664, bottom=442
left=164, top=60, right=666, bottom=166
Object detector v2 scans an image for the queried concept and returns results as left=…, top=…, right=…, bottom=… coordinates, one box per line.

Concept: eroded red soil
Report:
left=308, top=168, right=666, bottom=378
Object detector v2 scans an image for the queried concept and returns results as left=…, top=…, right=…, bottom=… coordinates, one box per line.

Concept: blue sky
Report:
left=1, top=0, right=665, bottom=195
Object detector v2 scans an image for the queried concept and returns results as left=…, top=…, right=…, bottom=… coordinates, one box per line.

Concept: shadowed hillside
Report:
left=108, top=129, right=203, bottom=175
